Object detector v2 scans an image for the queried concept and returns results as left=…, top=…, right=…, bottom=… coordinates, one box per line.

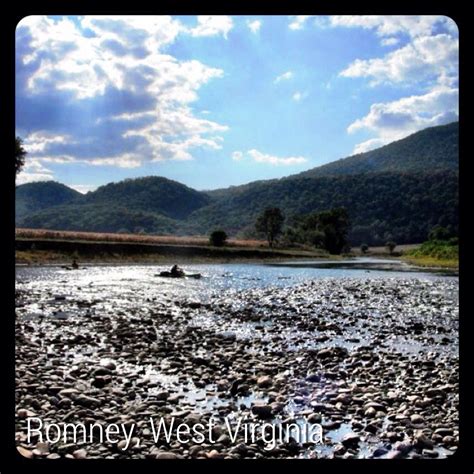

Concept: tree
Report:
left=317, top=208, right=350, bottom=254
left=428, top=225, right=452, bottom=241
left=255, top=208, right=285, bottom=248
left=360, top=243, right=369, bottom=254
left=386, top=241, right=397, bottom=255
left=15, top=136, right=27, bottom=176
left=209, top=229, right=227, bottom=247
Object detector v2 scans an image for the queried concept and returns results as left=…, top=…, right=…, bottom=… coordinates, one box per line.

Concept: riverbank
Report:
left=15, top=272, right=458, bottom=459
left=15, top=238, right=328, bottom=265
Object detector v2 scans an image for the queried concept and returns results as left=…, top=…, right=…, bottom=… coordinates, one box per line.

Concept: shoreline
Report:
left=15, top=276, right=459, bottom=459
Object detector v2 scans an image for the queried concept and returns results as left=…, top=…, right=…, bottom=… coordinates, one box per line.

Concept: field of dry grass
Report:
left=15, top=228, right=266, bottom=249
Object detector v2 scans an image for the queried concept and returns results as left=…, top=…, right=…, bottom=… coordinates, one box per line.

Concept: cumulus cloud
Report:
left=16, top=159, right=55, bottom=184
left=381, top=37, right=399, bottom=47
left=246, top=19, right=261, bottom=34
left=274, top=71, right=293, bottom=84
left=340, top=34, right=458, bottom=86
left=347, top=86, right=459, bottom=153
left=16, top=15, right=229, bottom=173
left=233, top=149, right=307, bottom=166
left=329, top=15, right=457, bottom=40
left=188, top=15, right=233, bottom=39
left=332, top=15, right=459, bottom=153
left=289, top=16, right=312, bottom=31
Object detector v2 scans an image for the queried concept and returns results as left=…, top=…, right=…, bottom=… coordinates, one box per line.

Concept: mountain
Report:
left=15, top=181, right=82, bottom=224
left=80, top=176, right=210, bottom=220
left=16, top=122, right=459, bottom=246
left=297, top=121, right=459, bottom=178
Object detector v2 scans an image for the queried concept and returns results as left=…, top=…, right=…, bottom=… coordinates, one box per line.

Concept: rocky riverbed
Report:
left=15, top=273, right=459, bottom=459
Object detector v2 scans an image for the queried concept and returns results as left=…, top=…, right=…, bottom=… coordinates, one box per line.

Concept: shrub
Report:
left=209, top=230, right=228, bottom=247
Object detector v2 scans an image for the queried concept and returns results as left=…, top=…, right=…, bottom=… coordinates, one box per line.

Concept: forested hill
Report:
left=297, top=121, right=458, bottom=178
left=16, top=122, right=459, bottom=246
left=81, top=176, right=211, bottom=220
left=15, top=181, right=82, bottom=222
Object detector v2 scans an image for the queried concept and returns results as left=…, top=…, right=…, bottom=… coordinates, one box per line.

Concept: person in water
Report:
left=170, top=264, right=184, bottom=277
left=71, top=258, right=79, bottom=269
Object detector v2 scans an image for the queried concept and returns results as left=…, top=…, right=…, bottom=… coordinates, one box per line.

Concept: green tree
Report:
left=386, top=241, right=397, bottom=255
left=15, top=136, right=27, bottom=176
left=428, top=225, right=452, bottom=241
left=255, top=207, right=285, bottom=248
left=209, top=229, right=227, bottom=247
left=316, top=207, right=350, bottom=254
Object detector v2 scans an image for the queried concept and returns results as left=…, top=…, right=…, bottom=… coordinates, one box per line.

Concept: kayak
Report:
left=156, top=271, right=202, bottom=279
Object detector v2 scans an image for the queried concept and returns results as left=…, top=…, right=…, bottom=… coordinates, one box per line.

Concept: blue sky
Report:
left=15, top=15, right=459, bottom=192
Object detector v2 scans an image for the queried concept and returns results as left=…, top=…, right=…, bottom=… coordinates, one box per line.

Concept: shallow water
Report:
left=15, top=259, right=459, bottom=459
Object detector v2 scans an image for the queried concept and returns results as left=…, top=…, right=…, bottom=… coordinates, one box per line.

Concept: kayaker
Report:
left=170, top=264, right=184, bottom=277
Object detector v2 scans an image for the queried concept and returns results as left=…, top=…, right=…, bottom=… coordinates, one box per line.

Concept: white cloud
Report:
left=16, top=159, right=55, bottom=184
left=69, top=184, right=98, bottom=194
left=188, top=15, right=233, bottom=39
left=289, top=16, right=312, bottom=30
left=274, top=71, right=293, bottom=84
left=292, top=91, right=308, bottom=102
left=234, top=149, right=308, bottom=166
left=340, top=34, right=458, bottom=86
left=348, top=85, right=458, bottom=153
left=381, top=37, right=399, bottom=47
left=16, top=15, right=229, bottom=168
left=247, top=19, right=261, bottom=34
left=329, top=15, right=457, bottom=40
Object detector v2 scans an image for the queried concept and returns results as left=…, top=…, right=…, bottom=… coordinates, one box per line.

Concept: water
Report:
left=15, top=259, right=459, bottom=459
left=15, top=258, right=456, bottom=301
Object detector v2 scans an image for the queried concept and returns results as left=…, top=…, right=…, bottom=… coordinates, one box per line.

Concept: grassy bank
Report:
left=15, top=233, right=329, bottom=265
left=402, top=240, right=459, bottom=269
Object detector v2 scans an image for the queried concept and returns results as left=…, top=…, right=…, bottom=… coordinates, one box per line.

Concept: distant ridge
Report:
left=16, top=122, right=459, bottom=245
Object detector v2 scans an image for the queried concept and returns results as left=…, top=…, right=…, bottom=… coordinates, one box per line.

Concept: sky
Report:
left=15, top=15, right=459, bottom=192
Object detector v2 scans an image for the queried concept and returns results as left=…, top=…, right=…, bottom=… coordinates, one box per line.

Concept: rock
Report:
left=256, top=375, right=273, bottom=388
left=58, top=388, right=80, bottom=398
left=414, top=431, right=434, bottom=449
left=217, top=434, right=231, bottom=445
left=101, top=360, right=117, bottom=371
left=73, top=448, right=88, bottom=459
left=92, top=376, right=111, bottom=388
left=364, top=402, right=386, bottom=412
left=364, top=407, right=377, bottom=418
left=307, top=413, right=322, bottom=424
left=386, top=450, right=403, bottom=459
left=156, top=452, right=180, bottom=459
left=117, top=440, right=128, bottom=451
left=410, top=414, right=425, bottom=425
left=17, top=408, right=36, bottom=419
left=35, top=442, right=49, bottom=454
left=306, top=374, right=321, bottom=383
left=434, top=428, right=453, bottom=437
left=92, top=367, right=113, bottom=377
left=422, top=449, right=439, bottom=458
left=155, top=391, right=170, bottom=401
left=17, top=446, right=34, bottom=459
left=207, top=450, right=226, bottom=459
left=341, top=433, right=360, bottom=447
left=251, top=403, right=273, bottom=419
left=46, top=453, right=61, bottom=459
left=372, top=447, right=388, bottom=457
left=74, top=395, right=101, bottom=408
